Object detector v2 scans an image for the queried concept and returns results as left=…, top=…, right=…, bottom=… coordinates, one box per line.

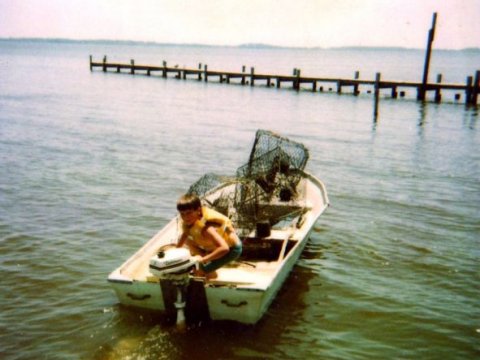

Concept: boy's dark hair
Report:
left=177, top=194, right=202, bottom=211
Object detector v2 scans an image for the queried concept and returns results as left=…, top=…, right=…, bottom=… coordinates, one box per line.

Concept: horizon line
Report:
left=1, top=36, right=479, bottom=52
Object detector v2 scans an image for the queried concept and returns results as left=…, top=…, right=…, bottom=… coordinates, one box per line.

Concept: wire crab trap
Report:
left=233, top=130, right=310, bottom=232
left=185, top=130, right=311, bottom=235
left=187, top=173, right=237, bottom=217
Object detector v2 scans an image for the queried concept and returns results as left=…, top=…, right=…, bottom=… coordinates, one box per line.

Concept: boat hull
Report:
left=108, top=172, right=329, bottom=324
left=109, top=238, right=311, bottom=323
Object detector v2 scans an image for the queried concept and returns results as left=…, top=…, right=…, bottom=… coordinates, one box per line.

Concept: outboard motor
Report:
left=150, top=248, right=196, bottom=277
left=149, top=248, right=197, bottom=330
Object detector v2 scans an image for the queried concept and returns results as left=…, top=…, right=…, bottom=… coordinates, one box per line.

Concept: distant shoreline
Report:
left=0, top=37, right=478, bottom=52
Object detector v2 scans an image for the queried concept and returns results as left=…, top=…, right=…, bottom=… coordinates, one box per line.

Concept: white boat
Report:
left=108, top=130, right=329, bottom=324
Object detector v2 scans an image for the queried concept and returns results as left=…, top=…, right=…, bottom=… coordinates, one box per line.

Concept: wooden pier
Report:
left=89, top=56, right=479, bottom=106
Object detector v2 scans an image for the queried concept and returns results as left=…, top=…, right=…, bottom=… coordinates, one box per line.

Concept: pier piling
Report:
left=435, top=74, right=443, bottom=103
left=374, top=73, right=381, bottom=117
left=472, top=71, right=480, bottom=105
left=418, top=12, right=437, bottom=101
left=353, top=71, right=360, bottom=96
left=294, top=69, right=301, bottom=91
left=466, top=76, right=473, bottom=104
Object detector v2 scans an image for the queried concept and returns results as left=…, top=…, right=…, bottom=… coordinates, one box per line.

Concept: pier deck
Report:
left=90, top=56, right=479, bottom=106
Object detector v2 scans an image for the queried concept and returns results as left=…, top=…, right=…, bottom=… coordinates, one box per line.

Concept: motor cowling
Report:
left=149, top=247, right=196, bottom=278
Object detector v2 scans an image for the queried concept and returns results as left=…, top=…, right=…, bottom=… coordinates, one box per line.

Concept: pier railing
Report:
left=89, top=56, right=479, bottom=106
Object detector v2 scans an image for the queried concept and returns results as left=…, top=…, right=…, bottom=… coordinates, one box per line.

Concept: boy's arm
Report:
left=177, top=232, right=188, bottom=247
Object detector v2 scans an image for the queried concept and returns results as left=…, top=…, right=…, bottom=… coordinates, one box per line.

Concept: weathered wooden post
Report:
left=204, top=64, right=208, bottom=82
left=198, top=63, right=202, bottom=81
left=130, top=59, right=135, bottom=75
left=391, top=86, right=398, bottom=99
left=250, top=67, right=255, bottom=86
left=162, top=61, right=167, bottom=78
left=89, top=55, right=93, bottom=71
left=353, top=71, right=360, bottom=95
left=102, top=55, right=107, bottom=72
left=418, top=12, right=437, bottom=101
left=472, top=70, right=480, bottom=105
left=374, top=72, right=381, bottom=117
left=241, top=66, right=246, bottom=85
left=465, top=76, right=473, bottom=104
left=295, top=69, right=301, bottom=91
left=434, top=74, right=443, bottom=103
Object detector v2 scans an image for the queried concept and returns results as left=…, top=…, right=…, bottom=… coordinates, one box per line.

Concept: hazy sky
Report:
left=1, top=0, right=479, bottom=49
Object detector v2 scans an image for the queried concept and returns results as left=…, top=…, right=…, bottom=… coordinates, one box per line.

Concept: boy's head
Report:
left=177, top=194, right=202, bottom=225
left=176, top=194, right=201, bottom=212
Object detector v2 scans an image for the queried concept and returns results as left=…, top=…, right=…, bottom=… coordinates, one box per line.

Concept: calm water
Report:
left=0, top=40, right=479, bottom=359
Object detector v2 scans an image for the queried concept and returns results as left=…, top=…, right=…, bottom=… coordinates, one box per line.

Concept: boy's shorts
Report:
left=200, top=242, right=242, bottom=273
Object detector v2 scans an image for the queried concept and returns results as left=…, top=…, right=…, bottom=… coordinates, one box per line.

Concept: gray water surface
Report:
left=0, top=40, right=479, bottom=359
